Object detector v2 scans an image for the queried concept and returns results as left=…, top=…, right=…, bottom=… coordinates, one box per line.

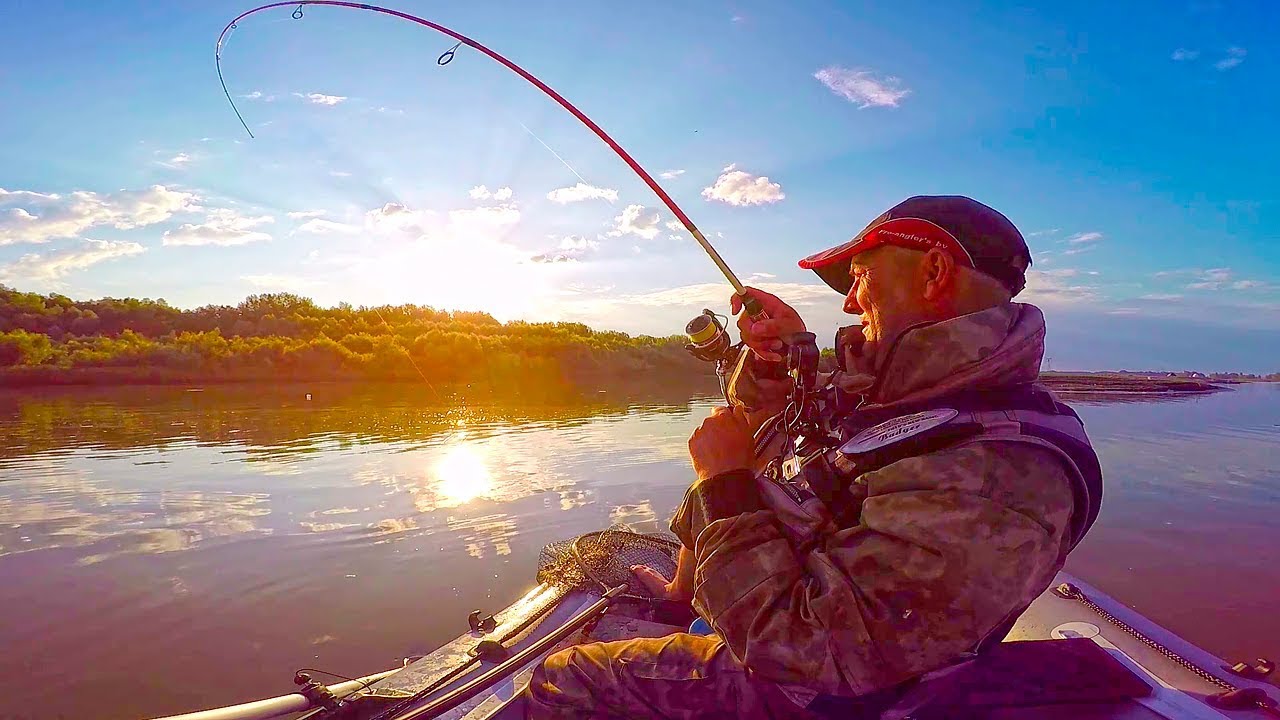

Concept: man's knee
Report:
left=525, top=634, right=730, bottom=717
left=527, top=641, right=619, bottom=711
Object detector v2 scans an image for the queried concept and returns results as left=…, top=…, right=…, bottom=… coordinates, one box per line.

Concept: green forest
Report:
left=0, top=286, right=710, bottom=388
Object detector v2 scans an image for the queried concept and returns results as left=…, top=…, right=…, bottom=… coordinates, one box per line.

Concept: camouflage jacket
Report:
left=671, top=303, right=1081, bottom=697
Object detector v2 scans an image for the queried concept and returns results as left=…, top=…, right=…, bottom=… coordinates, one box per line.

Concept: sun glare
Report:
left=345, top=222, right=574, bottom=321
left=433, top=444, right=494, bottom=506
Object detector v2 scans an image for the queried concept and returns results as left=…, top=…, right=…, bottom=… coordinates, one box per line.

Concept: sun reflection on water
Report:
left=433, top=444, right=493, bottom=505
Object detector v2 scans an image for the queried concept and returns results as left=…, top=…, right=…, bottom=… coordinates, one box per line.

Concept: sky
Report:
left=1, top=0, right=1277, bottom=372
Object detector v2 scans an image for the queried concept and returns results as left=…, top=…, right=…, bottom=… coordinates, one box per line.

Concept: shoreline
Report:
left=0, top=368, right=1251, bottom=396
left=1037, top=371, right=1229, bottom=396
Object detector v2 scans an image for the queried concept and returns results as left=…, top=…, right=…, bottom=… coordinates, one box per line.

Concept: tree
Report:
left=0, top=330, right=54, bottom=366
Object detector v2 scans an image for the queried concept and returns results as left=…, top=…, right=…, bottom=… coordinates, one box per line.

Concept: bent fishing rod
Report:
left=216, top=1, right=766, bottom=321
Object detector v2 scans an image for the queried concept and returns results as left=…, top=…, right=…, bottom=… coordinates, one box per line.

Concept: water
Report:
left=1, top=382, right=1277, bottom=719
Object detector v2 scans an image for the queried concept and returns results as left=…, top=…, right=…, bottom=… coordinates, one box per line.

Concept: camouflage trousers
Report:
left=523, top=632, right=818, bottom=720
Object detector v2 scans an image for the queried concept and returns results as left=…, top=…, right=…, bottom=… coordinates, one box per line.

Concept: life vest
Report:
left=756, top=383, right=1105, bottom=718
left=753, top=382, right=1103, bottom=554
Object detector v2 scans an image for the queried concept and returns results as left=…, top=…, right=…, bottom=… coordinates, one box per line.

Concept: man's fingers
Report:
left=746, top=346, right=784, bottom=362
left=731, top=286, right=783, bottom=316
left=708, top=405, right=749, bottom=430
left=630, top=565, right=672, bottom=597
left=749, top=319, right=790, bottom=338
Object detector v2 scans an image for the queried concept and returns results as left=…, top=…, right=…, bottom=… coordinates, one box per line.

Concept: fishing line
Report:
left=516, top=120, right=610, bottom=204
left=215, top=0, right=765, bottom=317
left=369, top=304, right=441, bottom=400
left=216, top=24, right=256, bottom=138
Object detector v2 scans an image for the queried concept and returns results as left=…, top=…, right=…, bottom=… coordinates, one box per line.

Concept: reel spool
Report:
left=685, top=309, right=734, bottom=363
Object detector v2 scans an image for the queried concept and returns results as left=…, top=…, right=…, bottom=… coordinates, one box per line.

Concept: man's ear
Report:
left=921, top=248, right=955, bottom=302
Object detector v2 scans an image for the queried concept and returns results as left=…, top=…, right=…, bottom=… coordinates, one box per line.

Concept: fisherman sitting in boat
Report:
left=525, top=195, right=1103, bottom=718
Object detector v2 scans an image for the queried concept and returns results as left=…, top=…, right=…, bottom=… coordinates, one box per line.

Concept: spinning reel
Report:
left=683, top=309, right=823, bottom=426
left=684, top=309, right=741, bottom=405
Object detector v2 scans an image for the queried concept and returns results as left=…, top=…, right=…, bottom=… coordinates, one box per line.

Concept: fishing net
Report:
left=536, top=526, right=681, bottom=598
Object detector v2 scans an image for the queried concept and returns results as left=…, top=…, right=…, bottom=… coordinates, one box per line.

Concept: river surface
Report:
left=1, top=382, right=1277, bottom=719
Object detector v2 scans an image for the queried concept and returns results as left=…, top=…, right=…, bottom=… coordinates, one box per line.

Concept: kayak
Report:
left=152, top=530, right=1279, bottom=720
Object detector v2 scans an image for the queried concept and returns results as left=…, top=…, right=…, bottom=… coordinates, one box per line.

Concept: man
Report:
left=525, top=196, right=1102, bottom=719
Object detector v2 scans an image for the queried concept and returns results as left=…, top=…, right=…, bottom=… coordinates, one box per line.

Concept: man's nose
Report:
left=843, top=288, right=862, bottom=315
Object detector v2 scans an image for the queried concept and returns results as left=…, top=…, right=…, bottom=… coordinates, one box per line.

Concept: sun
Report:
left=433, top=444, right=494, bottom=506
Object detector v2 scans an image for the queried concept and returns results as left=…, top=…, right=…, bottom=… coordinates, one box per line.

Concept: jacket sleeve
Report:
left=676, top=441, right=1077, bottom=695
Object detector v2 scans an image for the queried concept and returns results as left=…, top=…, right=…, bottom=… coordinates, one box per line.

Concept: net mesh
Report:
left=536, top=526, right=680, bottom=598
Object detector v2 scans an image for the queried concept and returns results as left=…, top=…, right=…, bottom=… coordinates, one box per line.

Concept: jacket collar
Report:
left=862, top=302, right=1046, bottom=409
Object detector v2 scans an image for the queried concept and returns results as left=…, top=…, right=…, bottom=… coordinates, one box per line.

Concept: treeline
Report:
left=0, top=286, right=710, bottom=387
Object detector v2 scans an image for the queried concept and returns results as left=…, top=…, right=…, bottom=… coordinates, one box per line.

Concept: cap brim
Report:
left=798, top=234, right=878, bottom=295
left=811, top=262, right=854, bottom=295
left=798, top=216, right=978, bottom=295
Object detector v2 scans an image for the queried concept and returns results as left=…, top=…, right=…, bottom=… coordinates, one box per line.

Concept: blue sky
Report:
left=1, top=0, right=1277, bottom=371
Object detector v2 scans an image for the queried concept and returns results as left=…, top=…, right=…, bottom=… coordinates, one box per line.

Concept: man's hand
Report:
left=688, top=406, right=754, bottom=482
left=731, top=287, right=807, bottom=362
left=630, top=560, right=692, bottom=602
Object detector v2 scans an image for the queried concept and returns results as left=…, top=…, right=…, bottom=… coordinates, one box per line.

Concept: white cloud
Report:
left=1214, top=47, right=1246, bottom=71
left=813, top=66, right=910, bottom=109
left=162, top=209, right=274, bottom=247
left=1177, top=271, right=1272, bottom=293
left=0, top=239, right=145, bottom=287
left=360, top=198, right=521, bottom=244
left=167, top=153, right=192, bottom=166
left=1026, top=228, right=1061, bottom=237
left=0, top=185, right=198, bottom=246
left=559, top=236, right=598, bottom=251
left=300, top=92, right=347, bottom=106
left=1140, top=293, right=1184, bottom=301
left=1171, top=48, right=1200, bottom=61
left=659, top=169, right=686, bottom=180
left=241, top=273, right=320, bottom=292
left=701, top=164, right=785, bottom=207
left=329, top=170, right=352, bottom=178
left=624, top=281, right=834, bottom=309
left=747, top=272, right=777, bottom=281
left=241, top=91, right=275, bottom=102
left=448, top=204, right=521, bottom=230
left=546, top=183, right=618, bottom=204
left=470, top=185, right=514, bottom=201
left=665, top=220, right=684, bottom=232
left=295, top=218, right=359, bottom=235
left=608, top=204, right=663, bottom=240
left=287, top=210, right=326, bottom=220
left=545, top=280, right=846, bottom=339
left=531, top=236, right=600, bottom=263
left=1177, top=267, right=1246, bottom=290
left=365, top=202, right=437, bottom=238
left=1066, top=231, right=1104, bottom=245
left=1020, top=269, right=1099, bottom=304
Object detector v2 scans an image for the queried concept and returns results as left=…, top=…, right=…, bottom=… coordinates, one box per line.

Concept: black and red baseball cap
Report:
left=798, top=195, right=1032, bottom=296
